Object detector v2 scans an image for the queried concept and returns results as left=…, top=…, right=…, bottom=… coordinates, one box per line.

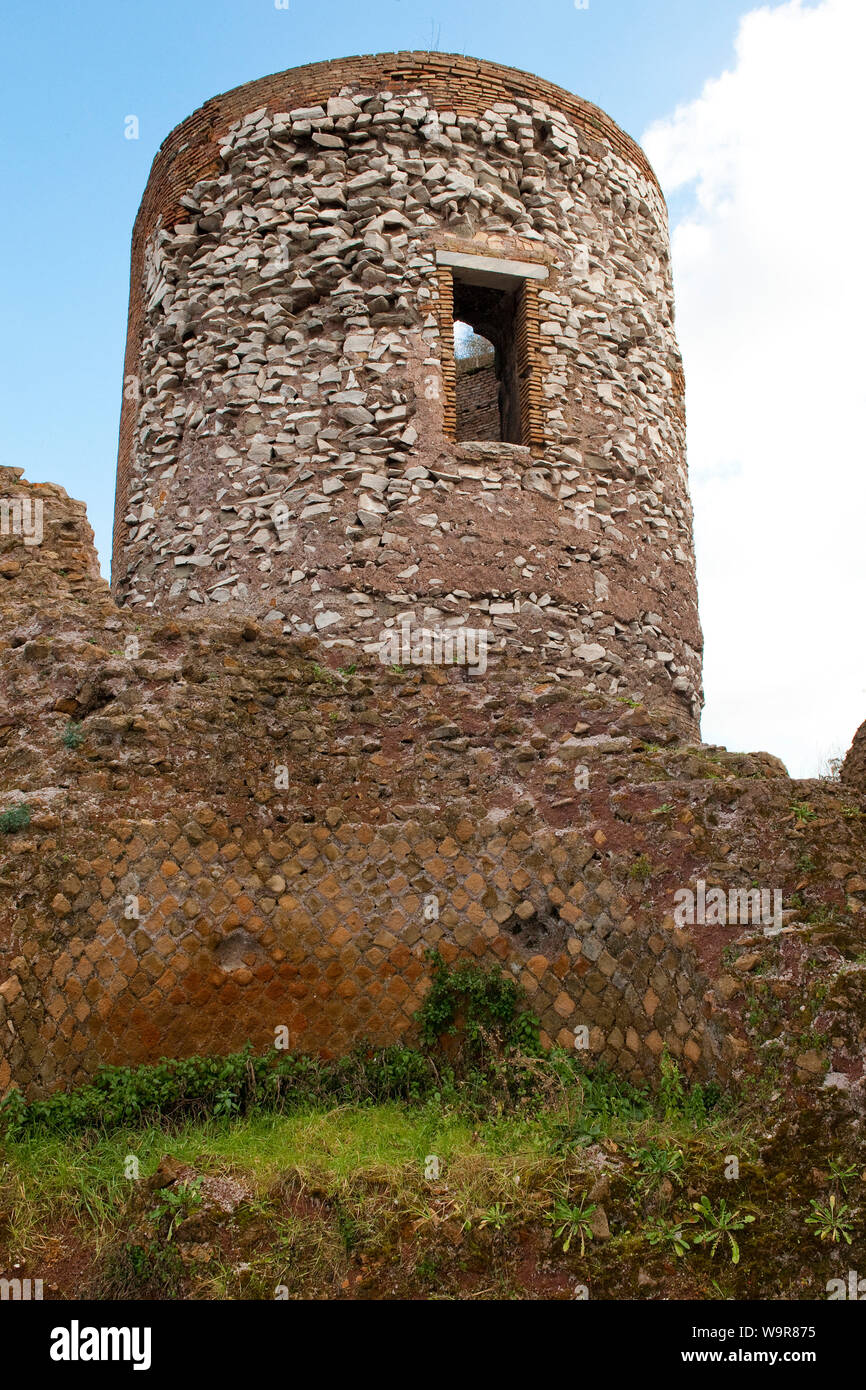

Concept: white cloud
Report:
left=642, top=0, right=866, bottom=777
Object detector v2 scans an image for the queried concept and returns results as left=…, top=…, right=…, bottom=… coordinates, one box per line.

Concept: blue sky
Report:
left=2, top=0, right=862, bottom=775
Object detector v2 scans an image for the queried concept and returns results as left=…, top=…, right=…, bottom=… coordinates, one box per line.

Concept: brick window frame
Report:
left=434, top=250, right=546, bottom=449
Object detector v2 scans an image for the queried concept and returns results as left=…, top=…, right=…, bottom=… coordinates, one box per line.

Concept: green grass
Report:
left=0, top=1079, right=748, bottom=1267
left=0, top=1104, right=552, bottom=1286
left=3, top=1062, right=852, bottom=1302
left=151, top=1104, right=480, bottom=1181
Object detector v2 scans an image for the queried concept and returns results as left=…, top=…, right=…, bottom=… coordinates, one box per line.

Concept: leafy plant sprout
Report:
left=629, top=1142, right=685, bottom=1192
left=148, top=1178, right=203, bottom=1242
left=645, top=1217, right=691, bottom=1257
left=690, top=1196, right=755, bottom=1264
left=805, top=1194, right=854, bottom=1244
left=550, top=1195, right=596, bottom=1255
left=827, top=1157, right=859, bottom=1194
left=61, top=720, right=84, bottom=750
left=477, top=1202, right=510, bottom=1232
left=0, top=804, right=31, bottom=834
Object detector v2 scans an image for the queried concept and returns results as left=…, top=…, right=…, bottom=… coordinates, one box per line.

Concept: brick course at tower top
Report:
left=114, top=52, right=702, bottom=734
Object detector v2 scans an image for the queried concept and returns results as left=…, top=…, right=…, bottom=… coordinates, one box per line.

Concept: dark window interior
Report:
left=452, top=279, right=523, bottom=444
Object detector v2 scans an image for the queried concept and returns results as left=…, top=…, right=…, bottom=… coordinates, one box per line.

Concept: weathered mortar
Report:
left=113, top=52, right=702, bottom=735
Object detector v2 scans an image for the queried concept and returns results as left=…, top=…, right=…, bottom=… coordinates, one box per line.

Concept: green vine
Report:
left=415, top=950, right=541, bottom=1055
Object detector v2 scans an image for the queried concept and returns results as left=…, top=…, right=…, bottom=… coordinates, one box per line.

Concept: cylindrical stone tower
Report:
left=114, top=52, right=702, bottom=732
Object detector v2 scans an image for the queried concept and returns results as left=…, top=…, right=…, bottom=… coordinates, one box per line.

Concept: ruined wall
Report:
left=0, top=472, right=718, bottom=1096
left=113, top=53, right=702, bottom=736
left=3, top=808, right=725, bottom=1096
left=842, top=719, right=866, bottom=795
left=4, top=470, right=866, bottom=1102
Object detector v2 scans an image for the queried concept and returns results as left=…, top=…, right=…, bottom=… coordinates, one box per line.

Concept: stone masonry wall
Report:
left=3, top=809, right=723, bottom=1096
left=842, top=719, right=866, bottom=795
left=113, top=54, right=702, bottom=736
left=5, top=469, right=866, bottom=1103
left=6, top=61, right=863, bottom=1110
left=1, top=467, right=720, bottom=1096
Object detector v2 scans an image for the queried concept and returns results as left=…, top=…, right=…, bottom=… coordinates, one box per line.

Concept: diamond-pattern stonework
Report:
left=2, top=803, right=725, bottom=1094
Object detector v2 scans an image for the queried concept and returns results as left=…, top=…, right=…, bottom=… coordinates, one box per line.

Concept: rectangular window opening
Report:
left=454, top=281, right=521, bottom=444
left=436, top=252, right=544, bottom=449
